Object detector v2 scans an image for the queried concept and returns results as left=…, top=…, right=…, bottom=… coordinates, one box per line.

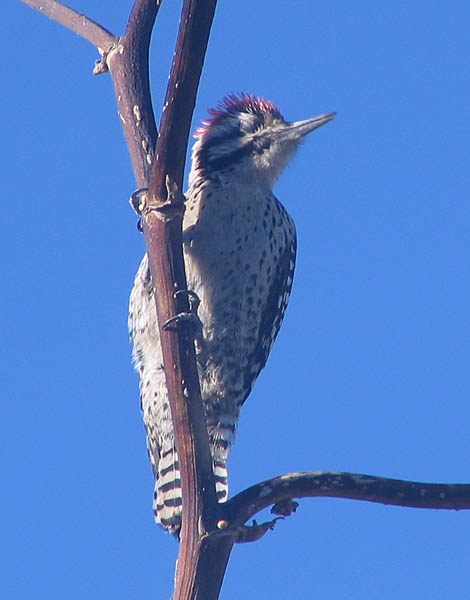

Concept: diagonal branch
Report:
left=21, top=0, right=160, bottom=187
left=224, top=471, right=470, bottom=527
left=20, top=0, right=116, bottom=51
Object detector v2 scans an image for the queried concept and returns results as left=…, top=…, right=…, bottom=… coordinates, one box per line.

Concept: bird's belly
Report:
left=183, top=228, right=277, bottom=417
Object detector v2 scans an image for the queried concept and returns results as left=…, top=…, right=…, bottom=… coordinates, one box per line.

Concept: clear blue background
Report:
left=4, top=1, right=470, bottom=598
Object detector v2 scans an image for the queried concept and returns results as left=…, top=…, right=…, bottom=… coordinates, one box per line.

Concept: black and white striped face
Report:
left=190, top=94, right=336, bottom=187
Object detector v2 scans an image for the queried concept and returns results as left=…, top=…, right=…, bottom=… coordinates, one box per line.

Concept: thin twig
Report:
left=20, top=0, right=158, bottom=185
left=21, top=0, right=116, bottom=52
left=224, top=471, right=470, bottom=526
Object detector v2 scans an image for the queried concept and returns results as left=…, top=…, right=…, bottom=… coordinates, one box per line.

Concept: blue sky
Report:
left=4, top=1, right=470, bottom=598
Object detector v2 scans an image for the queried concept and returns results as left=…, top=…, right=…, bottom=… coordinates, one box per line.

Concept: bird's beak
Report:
left=282, top=112, right=336, bottom=141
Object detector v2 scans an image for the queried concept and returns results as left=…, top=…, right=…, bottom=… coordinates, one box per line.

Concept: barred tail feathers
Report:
left=209, top=418, right=236, bottom=503
left=154, top=418, right=236, bottom=533
left=154, top=449, right=229, bottom=533
left=154, top=446, right=182, bottom=534
left=213, top=460, right=229, bottom=502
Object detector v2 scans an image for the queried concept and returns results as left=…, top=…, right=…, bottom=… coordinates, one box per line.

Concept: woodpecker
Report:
left=128, top=94, right=335, bottom=534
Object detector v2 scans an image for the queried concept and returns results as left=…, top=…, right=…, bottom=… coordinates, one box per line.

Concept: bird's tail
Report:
left=213, top=459, right=229, bottom=502
left=154, top=444, right=183, bottom=534
left=209, top=424, right=233, bottom=503
left=154, top=445, right=229, bottom=535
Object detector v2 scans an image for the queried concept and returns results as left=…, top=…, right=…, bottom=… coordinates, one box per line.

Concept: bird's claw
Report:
left=129, top=178, right=185, bottom=231
left=162, top=290, right=203, bottom=343
left=129, top=188, right=149, bottom=232
left=162, top=312, right=203, bottom=337
left=174, top=289, right=201, bottom=313
left=130, top=188, right=149, bottom=216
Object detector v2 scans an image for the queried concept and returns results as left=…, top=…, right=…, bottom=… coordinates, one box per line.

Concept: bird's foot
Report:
left=129, top=188, right=149, bottom=232
left=129, top=177, right=185, bottom=231
left=162, top=290, right=203, bottom=348
left=204, top=517, right=284, bottom=544
left=174, top=289, right=201, bottom=313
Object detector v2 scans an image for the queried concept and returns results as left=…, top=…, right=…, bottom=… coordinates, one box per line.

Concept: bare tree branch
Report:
left=106, top=0, right=161, bottom=186
left=20, top=0, right=116, bottom=52
left=22, top=0, right=224, bottom=596
left=19, top=1, right=470, bottom=598
left=140, top=0, right=222, bottom=596
left=21, top=0, right=160, bottom=186
left=224, top=471, right=470, bottom=527
left=148, top=1, right=216, bottom=198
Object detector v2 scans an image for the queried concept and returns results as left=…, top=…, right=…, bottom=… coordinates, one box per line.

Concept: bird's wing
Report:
left=241, top=227, right=297, bottom=405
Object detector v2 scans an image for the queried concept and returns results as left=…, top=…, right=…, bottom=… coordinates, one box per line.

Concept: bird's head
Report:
left=190, top=94, right=335, bottom=188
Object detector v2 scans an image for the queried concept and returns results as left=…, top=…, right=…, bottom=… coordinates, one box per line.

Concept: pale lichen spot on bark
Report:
left=259, top=485, right=272, bottom=498
left=133, top=104, right=142, bottom=124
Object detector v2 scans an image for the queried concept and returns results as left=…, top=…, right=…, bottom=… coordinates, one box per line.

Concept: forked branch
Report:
left=19, top=2, right=470, bottom=600
left=141, top=0, right=220, bottom=597
left=21, top=1, right=221, bottom=598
